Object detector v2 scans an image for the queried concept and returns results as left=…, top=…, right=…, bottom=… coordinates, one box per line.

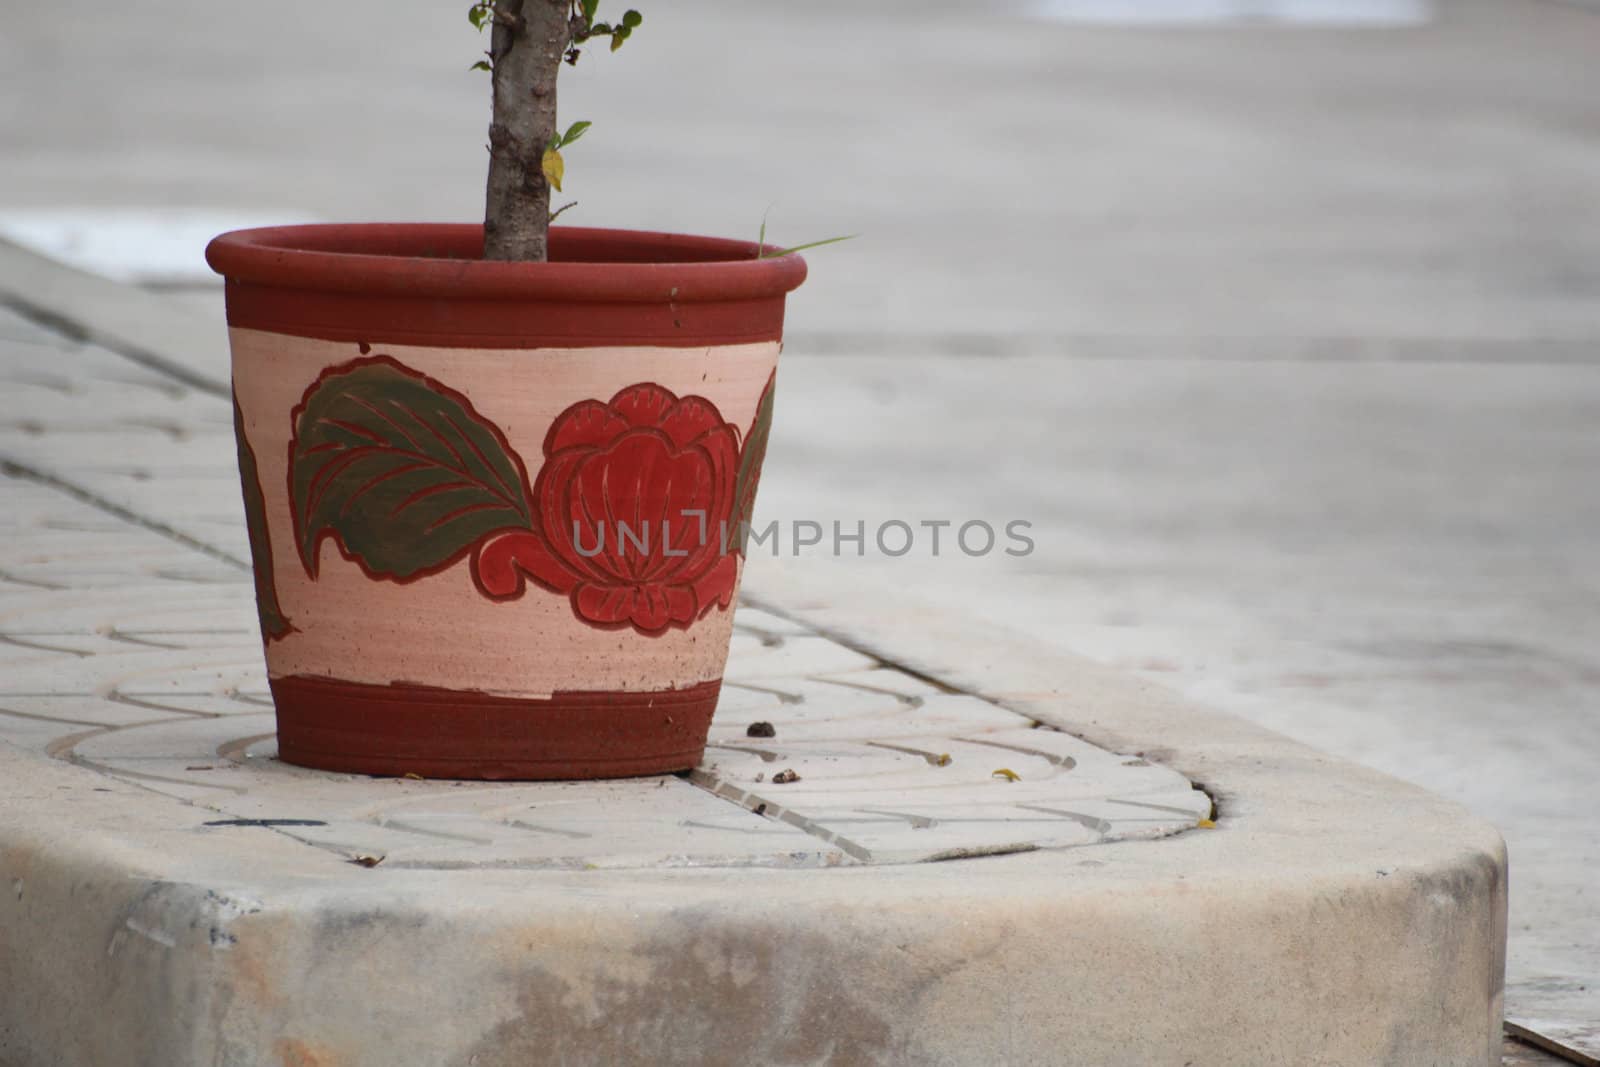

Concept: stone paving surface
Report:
left=0, top=307, right=1207, bottom=871
left=0, top=289, right=1512, bottom=1067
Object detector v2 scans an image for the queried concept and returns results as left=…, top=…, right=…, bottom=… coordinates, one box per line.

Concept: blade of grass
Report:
left=759, top=233, right=858, bottom=259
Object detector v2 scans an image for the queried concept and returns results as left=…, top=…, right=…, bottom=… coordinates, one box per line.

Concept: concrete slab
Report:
left=0, top=260, right=1506, bottom=1064
left=750, top=347, right=1600, bottom=1049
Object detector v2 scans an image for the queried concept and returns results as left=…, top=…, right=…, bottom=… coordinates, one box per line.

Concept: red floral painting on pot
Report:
left=280, top=352, right=774, bottom=636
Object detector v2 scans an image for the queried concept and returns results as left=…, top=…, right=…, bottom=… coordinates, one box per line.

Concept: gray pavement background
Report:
left=3, top=0, right=1597, bottom=1044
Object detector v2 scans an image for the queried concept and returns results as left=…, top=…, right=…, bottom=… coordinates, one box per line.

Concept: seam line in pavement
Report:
left=1504, top=1022, right=1600, bottom=1067
left=0, top=293, right=230, bottom=398
left=741, top=593, right=969, bottom=698
left=1, top=457, right=249, bottom=571
left=788, top=331, right=1600, bottom=365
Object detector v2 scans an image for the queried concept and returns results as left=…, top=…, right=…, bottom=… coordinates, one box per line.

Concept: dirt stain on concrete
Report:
left=458, top=921, right=918, bottom=1067
left=275, top=1037, right=335, bottom=1067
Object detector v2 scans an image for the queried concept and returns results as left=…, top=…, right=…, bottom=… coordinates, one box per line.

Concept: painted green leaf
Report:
left=289, top=358, right=534, bottom=582
left=234, top=394, right=293, bottom=642
left=732, top=371, right=776, bottom=553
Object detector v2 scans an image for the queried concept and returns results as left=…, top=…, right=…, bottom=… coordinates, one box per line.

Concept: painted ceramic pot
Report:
left=206, top=224, right=806, bottom=779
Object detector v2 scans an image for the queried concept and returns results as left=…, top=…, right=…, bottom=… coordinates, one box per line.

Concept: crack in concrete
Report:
left=685, top=768, right=873, bottom=864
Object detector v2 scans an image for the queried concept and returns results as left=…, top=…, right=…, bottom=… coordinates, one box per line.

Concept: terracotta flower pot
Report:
left=206, top=224, right=806, bottom=779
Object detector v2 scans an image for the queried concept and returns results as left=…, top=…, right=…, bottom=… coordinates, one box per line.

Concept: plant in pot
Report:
left=205, top=1, right=811, bottom=780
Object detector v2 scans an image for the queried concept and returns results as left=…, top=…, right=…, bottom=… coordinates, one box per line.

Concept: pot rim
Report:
left=205, top=223, right=807, bottom=305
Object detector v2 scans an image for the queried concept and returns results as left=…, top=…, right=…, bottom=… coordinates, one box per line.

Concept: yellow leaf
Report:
left=1198, top=818, right=1217, bottom=829
left=991, top=768, right=1019, bottom=782
left=542, top=148, right=565, bottom=192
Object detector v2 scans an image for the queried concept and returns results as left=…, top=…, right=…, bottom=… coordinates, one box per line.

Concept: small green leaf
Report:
left=468, top=4, right=487, bottom=29
left=470, top=59, right=491, bottom=72
left=590, top=21, right=612, bottom=34
left=582, top=0, right=600, bottom=21
left=561, top=120, right=592, bottom=147
left=621, top=9, right=642, bottom=27
left=610, top=26, right=629, bottom=49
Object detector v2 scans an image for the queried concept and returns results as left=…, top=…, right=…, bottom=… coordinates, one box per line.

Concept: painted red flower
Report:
left=473, top=383, right=742, bottom=634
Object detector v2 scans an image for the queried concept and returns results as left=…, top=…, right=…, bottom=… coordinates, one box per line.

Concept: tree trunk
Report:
left=483, top=0, right=570, bottom=262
